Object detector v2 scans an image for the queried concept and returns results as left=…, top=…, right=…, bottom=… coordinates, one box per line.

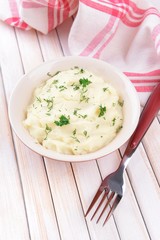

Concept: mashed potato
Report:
left=23, top=67, right=123, bottom=155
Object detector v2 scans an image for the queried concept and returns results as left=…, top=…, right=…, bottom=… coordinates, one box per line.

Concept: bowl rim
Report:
left=8, top=56, right=140, bottom=162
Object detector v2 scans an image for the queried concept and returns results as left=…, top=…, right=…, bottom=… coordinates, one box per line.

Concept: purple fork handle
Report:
left=124, top=82, right=160, bottom=159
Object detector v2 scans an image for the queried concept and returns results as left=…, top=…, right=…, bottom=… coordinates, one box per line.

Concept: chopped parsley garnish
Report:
left=79, top=78, right=92, bottom=88
left=103, top=87, right=111, bottom=93
left=71, top=129, right=80, bottom=142
left=73, top=108, right=81, bottom=115
left=54, top=115, right=70, bottom=127
left=71, top=136, right=80, bottom=143
left=44, top=124, right=52, bottom=140
left=52, top=80, right=58, bottom=84
left=83, top=130, right=87, bottom=136
left=36, top=96, right=41, bottom=102
left=78, top=114, right=87, bottom=119
left=75, top=68, right=85, bottom=75
left=73, top=85, right=80, bottom=90
left=44, top=98, right=54, bottom=111
left=71, top=78, right=91, bottom=103
left=59, top=85, right=67, bottom=91
left=80, top=68, right=85, bottom=73
left=112, top=117, right=116, bottom=126
left=71, top=83, right=79, bottom=91
left=103, top=87, right=108, bottom=92
left=83, top=130, right=89, bottom=138
left=98, top=105, right=106, bottom=117
left=73, top=129, right=77, bottom=135
left=73, top=108, right=87, bottom=119
left=80, top=94, right=90, bottom=103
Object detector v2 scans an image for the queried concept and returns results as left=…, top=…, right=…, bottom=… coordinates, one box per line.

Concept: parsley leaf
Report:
left=71, top=128, right=80, bottom=142
left=98, top=105, right=106, bottom=117
left=36, top=96, right=41, bottom=102
left=112, top=117, right=116, bottom=126
left=54, top=115, right=70, bottom=127
left=79, top=78, right=92, bottom=87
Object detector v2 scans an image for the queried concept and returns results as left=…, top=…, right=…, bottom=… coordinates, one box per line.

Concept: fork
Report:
left=86, top=82, right=160, bottom=225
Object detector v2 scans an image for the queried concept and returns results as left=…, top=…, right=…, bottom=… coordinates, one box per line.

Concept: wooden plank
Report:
left=0, top=22, right=61, bottom=240
left=15, top=28, right=43, bottom=72
left=96, top=152, right=150, bottom=240
left=0, top=71, right=30, bottom=240
left=0, top=23, right=24, bottom=99
left=13, top=140, right=61, bottom=240
left=127, top=144, right=160, bottom=240
left=14, top=28, right=61, bottom=240
left=142, top=118, right=160, bottom=184
left=45, top=160, right=91, bottom=240
left=37, top=30, right=63, bottom=61
left=56, top=17, right=73, bottom=56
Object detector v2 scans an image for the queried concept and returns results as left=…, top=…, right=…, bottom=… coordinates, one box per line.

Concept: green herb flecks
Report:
left=98, top=105, right=106, bottom=117
left=79, top=78, right=92, bottom=88
left=112, top=117, right=116, bottom=126
left=44, top=124, right=52, bottom=140
left=83, top=130, right=89, bottom=138
left=73, top=108, right=87, bottom=119
left=103, top=87, right=111, bottom=93
left=78, top=114, right=87, bottom=119
left=54, top=115, right=70, bottom=127
left=71, top=128, right=80, bottom=143
left=73, top=108, right=81, bottom=116
left=36, top=96, right=42, bottom=102
left=71, top=83, right=80, bottom=91
left=73, top=129, right=77, bottom=135
left=80, top=94, right=90, bottom=103
left=44, top=97, right=54, bottom=111
left=52, top=79, right=58, bottom=84
left=75, top=68, right=85, bottom=75
left=59, top=85, right=67, bottom=91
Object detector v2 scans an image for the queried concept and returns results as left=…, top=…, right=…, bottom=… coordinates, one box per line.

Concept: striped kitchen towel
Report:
left=68, top=0, right=160, bottom=105
left=0, top=0, right=78, bottom=34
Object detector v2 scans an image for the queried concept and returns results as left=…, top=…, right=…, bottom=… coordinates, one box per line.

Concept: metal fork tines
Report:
left=86, top=186, right=122, bottom=226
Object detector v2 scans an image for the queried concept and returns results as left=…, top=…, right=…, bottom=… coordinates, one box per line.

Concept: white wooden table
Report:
left=0, top=18, right=160, bottom=240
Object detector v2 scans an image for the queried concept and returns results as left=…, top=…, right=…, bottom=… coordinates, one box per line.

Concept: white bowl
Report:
left=9, top=56, right=140, bottom=162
